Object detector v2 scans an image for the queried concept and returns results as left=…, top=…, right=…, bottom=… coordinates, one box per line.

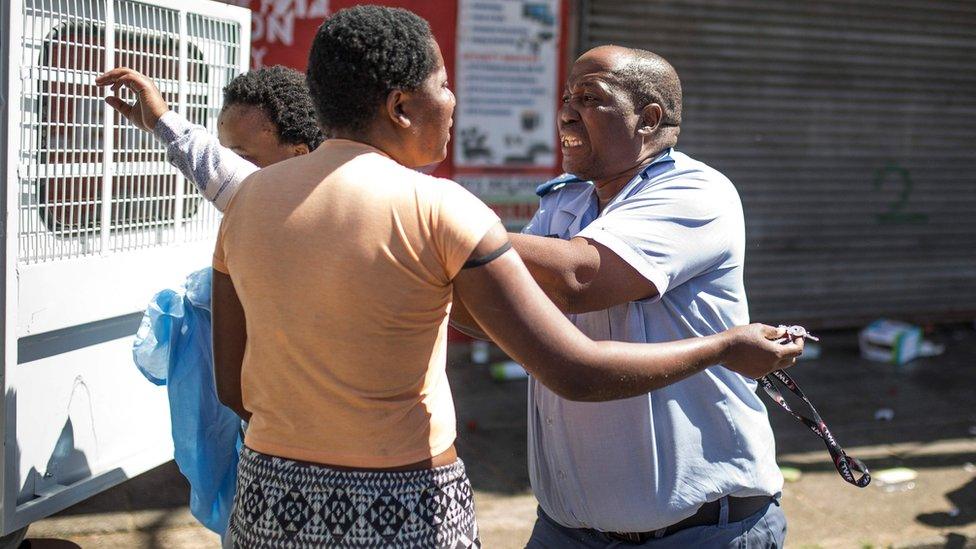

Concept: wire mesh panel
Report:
left=16, top=0, right=242, bottom=264
left=108, top=0, right=182, bottom=253
left=19, top=0, right=108, bottom=262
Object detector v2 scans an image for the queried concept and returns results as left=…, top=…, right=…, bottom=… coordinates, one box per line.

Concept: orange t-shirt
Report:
left=213, top=139, right=499, bottom=467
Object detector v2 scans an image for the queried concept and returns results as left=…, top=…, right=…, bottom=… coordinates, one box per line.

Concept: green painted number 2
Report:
left=873, top=164, right=927, bottom=224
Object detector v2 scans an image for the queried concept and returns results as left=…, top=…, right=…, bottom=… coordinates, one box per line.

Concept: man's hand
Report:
left=95, top=67, right=170, bottom=132
left=721, top=324, right=804, bottom=378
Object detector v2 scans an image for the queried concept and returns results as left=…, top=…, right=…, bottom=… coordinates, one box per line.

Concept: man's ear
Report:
left=637, top=103, right=663, bottom=136
left=385, top=89, right=411, bottom=129
left=292, top=143, right=310, bottom=156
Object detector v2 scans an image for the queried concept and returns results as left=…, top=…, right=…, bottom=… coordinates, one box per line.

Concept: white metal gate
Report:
left=1, top=0, right=249, bottom=534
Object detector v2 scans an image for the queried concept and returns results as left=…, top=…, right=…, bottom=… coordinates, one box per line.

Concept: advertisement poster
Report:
left=453, top=0, right=561, bottom=170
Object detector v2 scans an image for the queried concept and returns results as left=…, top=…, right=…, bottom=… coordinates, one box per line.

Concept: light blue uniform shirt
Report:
left=522, top=149, right=783, bottom=532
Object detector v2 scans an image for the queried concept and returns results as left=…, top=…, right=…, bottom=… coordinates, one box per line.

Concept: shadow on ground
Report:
left=917, top=477, right=976, bottom=529
left=52, top=461, right=191, bottom=517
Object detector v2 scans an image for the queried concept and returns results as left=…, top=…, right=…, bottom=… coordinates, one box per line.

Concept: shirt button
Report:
left=546, top=416, right=553, bottom=425
left=558, top=470, right=566, bottom=480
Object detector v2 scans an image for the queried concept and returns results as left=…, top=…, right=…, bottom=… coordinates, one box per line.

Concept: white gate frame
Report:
left=1, top=0, right=250, bottom=534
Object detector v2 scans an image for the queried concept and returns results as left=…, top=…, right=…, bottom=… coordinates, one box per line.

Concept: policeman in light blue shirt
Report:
left=487, top=46, right=788, bottom=547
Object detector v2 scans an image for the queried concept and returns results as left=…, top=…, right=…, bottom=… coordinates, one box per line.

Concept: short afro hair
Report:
left=222, top=65, right=324, bottom=150
left=611, top=48, right=682, bottom=127
left=306, top=5, right=437, bottom=133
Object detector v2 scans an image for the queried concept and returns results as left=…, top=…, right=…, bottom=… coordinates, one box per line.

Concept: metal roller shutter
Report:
left=579, top=0, right=976, bottom=327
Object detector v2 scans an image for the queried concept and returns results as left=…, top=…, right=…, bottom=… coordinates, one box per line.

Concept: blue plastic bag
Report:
left=133, top=267, right=241, bottom=537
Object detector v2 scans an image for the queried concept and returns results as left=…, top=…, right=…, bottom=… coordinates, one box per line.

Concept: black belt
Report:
left=604, top=495, right=773, bottom=543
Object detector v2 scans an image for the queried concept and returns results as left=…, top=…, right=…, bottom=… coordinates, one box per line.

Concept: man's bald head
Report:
left=618, top=49, right=681, bottom=128
left=581, top=45, right=682, bottom=128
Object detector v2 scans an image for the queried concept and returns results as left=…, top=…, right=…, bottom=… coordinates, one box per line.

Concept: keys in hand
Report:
left=778, top=324, right=819, bottom=343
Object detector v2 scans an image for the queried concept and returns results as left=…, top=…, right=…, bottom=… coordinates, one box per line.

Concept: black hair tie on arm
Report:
left=462, top=241, right=512, bottom=269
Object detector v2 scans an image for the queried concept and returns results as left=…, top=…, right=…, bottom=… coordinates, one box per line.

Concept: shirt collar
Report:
left=603, top=148, right=676, bottom=211
left=558, top=183, right=597, bottom=216
left=640, top=148, right=675, bottom=178
left=551, top=148, right=676, bottom=221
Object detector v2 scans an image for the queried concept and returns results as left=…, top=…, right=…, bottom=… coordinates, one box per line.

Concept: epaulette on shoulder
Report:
left=535, top=173, right=585, bottom=197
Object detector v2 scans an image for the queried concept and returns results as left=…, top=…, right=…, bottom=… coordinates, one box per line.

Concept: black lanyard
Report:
left=760, top=369, right=871, bottom=487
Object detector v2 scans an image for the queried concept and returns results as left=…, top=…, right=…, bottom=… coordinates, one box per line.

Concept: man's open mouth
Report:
left=560, top=135, right=583, bottom=148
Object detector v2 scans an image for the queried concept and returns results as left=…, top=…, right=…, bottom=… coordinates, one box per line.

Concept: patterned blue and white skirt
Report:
left=227, top=446, right=480, bottom=548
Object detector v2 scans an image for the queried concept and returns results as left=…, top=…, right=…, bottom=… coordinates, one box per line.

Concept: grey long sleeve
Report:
left=152, top=110, right=258, bottom=212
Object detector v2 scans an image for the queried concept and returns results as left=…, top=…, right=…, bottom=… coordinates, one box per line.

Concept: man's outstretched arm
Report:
left=96, top=67, right=257, bottom=211
left=453, top=224, right=802, bottom=402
